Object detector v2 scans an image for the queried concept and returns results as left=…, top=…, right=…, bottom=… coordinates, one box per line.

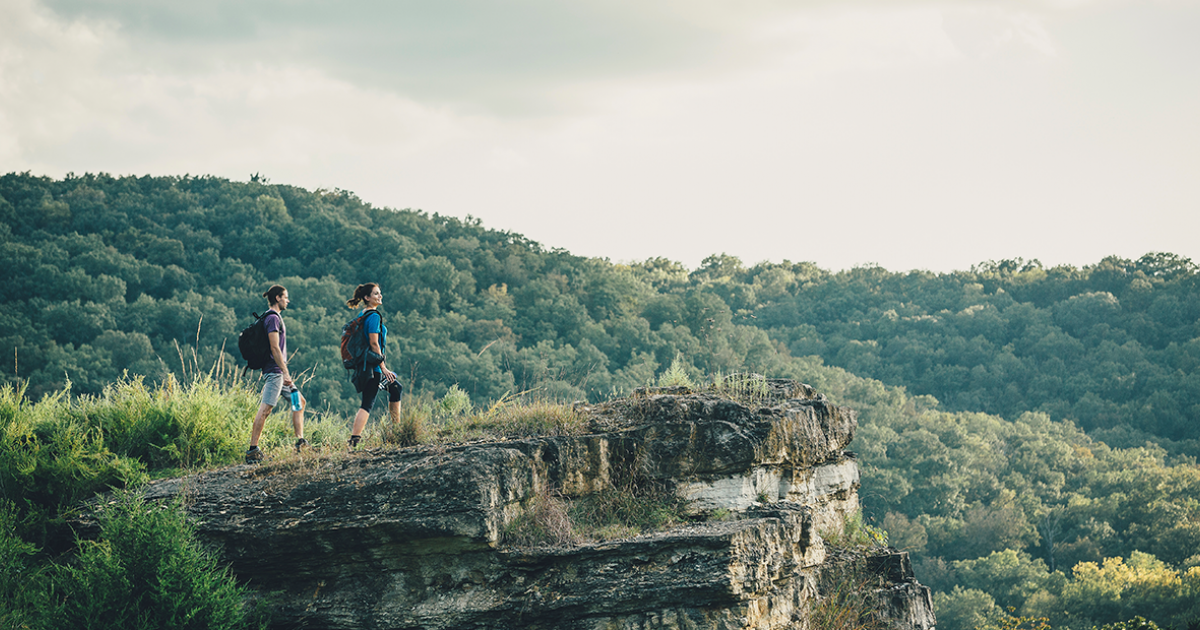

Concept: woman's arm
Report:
left=367, top=332, right=396, bottom=382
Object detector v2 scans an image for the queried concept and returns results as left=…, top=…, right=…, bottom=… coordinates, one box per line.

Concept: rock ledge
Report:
left=137, top=381, right=935, bottom=630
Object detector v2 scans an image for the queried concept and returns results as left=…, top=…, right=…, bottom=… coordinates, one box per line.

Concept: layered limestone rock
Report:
left=135, top=379, right=935, bottom=629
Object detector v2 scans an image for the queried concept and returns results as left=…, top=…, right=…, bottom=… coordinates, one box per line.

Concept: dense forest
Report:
left=2, top=172, right=1199, bottom=629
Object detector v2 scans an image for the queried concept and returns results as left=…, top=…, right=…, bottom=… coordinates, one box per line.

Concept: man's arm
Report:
left=268, top=330, right=291, bottom=386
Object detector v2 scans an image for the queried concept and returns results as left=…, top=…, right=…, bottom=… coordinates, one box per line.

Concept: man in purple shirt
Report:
left=245, top=284, right=307, bottom=464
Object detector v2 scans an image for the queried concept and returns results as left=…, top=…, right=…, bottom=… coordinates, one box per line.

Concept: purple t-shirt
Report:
left=262, top=311, right=286, bottom=374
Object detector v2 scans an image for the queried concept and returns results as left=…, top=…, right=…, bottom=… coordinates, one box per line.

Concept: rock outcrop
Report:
left=137, top=380, right=935, bottom=629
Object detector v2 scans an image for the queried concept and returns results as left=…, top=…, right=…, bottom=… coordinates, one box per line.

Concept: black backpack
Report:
left=237, top=312, right=273, bottom=370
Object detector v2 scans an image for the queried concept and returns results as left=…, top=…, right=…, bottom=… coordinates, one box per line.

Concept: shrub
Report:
left=812, top=558, right=888, bottom=630
left=379, top=398, right=428, bottom=447
left=568, top=480, right=690, bottom=540
left=502, top=487, right=577, bottom=547
left=656, top=356, right=694, bottom=389
left=439, top=385, right=473, bottom=417
left=77, top=374, right=255, bottom=470
left=0, top=500, right=46, bottom=628
left=503, top=475, right=690, bottom=548
left=44, top=492, right=259, bottom=630
left=823, top=511, right=889, bottom=549
left=0, top=383, right=147, bottom=538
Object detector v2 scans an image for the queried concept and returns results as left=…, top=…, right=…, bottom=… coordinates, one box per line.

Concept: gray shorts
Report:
left=260, top=372, right=300, bottom=407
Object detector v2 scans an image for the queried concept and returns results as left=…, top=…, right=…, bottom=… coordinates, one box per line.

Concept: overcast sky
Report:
left=2, top=0, right=1197, bottom=272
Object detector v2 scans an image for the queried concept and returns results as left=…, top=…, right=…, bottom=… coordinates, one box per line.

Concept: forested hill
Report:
left=753, top=253, right=1200, bottom=452
left=2, top=172, right=1199, bottom=453
left=5, top=172, right=1200, bottom=629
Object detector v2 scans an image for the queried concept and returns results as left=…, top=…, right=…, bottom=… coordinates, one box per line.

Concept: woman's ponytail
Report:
left=346, top=283, right=378, bottom=309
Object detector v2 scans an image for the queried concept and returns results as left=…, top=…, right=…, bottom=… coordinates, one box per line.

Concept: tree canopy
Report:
left=3, top=172, right=1200, bottom=630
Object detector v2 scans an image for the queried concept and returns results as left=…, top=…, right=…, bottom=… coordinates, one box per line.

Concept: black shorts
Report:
left=360, top=371, right=403, bottom=412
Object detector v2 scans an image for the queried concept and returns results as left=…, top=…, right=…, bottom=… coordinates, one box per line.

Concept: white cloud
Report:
left=0, top=0, right=118, bottom=164
left=759, top=7, right=962, bottom=76
left=2, top=0, right=1198, bottom=272
left=0, top=0, right=488, bottom=182
left=939, top=6, right=1061, bottom=61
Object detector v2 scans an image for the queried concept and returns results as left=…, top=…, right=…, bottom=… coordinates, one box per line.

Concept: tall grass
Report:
left=376, top=387, right=589, bottom=447
left=821, top=511, right=890, bottom=550
left=0, top=371, right=354, bottom=538
left=501, top=480, right=692, bottom=548
left=811, top=564, right=888, bottom=630
left=708, top=371, right=771, bottom=406
left=0, top=382, right=147, bottom=539
left=75, top=374, right=255, bottom=471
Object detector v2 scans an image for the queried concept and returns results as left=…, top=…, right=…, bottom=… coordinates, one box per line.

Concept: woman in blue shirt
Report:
left=345, top=283, right=402, bottom=449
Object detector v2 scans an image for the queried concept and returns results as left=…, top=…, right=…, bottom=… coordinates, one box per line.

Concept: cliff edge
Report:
left=138, top=379, right=935, bottom=629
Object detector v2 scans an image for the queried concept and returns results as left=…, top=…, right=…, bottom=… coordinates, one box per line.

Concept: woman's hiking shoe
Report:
left=295, top=438, right=309, bottom=453
left=347, top=435, right=361, bottom=451
left=245, top=446, right=264, bottom=464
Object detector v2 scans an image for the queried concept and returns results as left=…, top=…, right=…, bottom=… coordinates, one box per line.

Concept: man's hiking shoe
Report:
left=245, top=446, right=264, bottom=464
left=295, top=438, right=309, bottom=453
left=347, top=435, right=361, bottom=451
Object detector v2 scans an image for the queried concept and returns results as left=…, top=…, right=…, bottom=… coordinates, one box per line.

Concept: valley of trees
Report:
left=2, top=172, right=1198, bottom=629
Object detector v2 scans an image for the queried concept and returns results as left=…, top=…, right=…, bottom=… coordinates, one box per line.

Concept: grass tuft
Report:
left=708, top=371, right=771, bottom=406
left=436, top=398, right=587, bottom=443
left=502, top=486, right=578, bottom=547
left=812, top=560, right=888, bottom=630
left=503, top=475, right=690, bottom=549
left=821, top=511, right=890, bottom=550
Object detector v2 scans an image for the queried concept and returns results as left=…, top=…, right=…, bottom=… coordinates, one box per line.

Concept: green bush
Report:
left=44, top=492, right=259, bottom=630
left=0, top=500, right=46, bottom=628
left=439, top=385, right=473, bottom=417
left=0, top=383, right=147, bottom=537
left=77, top=374, right=256, bottom=470
left=656, top=356, right=695, bottom=389
left=822, top=511, right=889, bottom=550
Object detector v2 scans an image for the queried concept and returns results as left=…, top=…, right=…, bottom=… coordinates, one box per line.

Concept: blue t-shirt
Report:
left=262, top=311, right=286, bottom=374
left=362, top=310, right=386, bottom=373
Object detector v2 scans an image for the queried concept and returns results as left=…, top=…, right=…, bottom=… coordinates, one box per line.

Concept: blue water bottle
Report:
left=290, top=390, right=301, bottom=411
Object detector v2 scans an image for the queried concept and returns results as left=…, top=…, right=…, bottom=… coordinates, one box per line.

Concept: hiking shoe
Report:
left=295, top=438, right=309, bottom=453
left=347, top=435, right=361, bottom=451
left=245, top=446, right=264, bottom=464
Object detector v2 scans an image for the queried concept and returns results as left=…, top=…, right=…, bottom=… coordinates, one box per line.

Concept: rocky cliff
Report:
left=139, top=379, right=935, bottom=629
